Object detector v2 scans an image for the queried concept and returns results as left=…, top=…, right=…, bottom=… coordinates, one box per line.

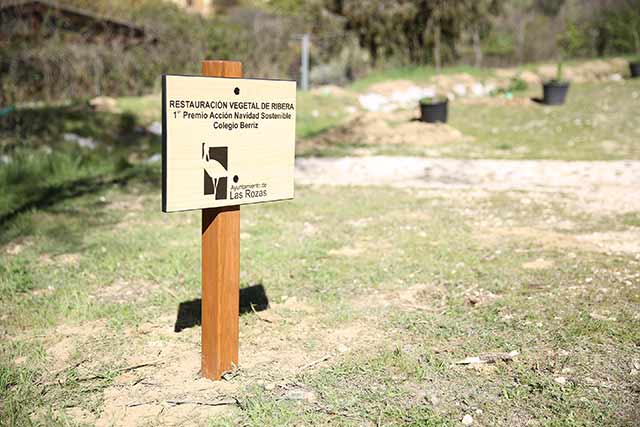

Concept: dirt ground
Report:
left=295, top=156, right=640, bottom=254
left=4, top=65, right=639, bottom=426
left=6, top=153, right=639, bottom=424
left=310, top=110, right=470, bottom=146
left=49, top=299, right=384, bottom=426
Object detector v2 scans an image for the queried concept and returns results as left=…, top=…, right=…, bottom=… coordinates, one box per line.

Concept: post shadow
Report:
left=174, top=283, right=269, bottom=332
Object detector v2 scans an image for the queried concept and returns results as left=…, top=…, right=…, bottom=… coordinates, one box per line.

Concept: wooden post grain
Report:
left=201, top=60, right=242, bottom=380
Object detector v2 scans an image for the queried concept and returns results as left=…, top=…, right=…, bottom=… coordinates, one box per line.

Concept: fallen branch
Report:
left=166, top=398, right=239, bottom=407
left=77, top=360, right=163, bottom=382
left=126, top=397, right=239, bottom=408
left=455, top=351, right=519, bottom=365
left=127, top=401, right=156, bottom=408
left=250, top=303, right=280, bottom=323
left=299, top=354, right=331, bottom=372
left=38, top=358, right=90, bottom=388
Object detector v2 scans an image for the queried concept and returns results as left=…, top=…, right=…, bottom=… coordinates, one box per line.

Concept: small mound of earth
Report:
left=313, top=111, right=469, bottom=146
left=497, top=58, right=628, bottom=83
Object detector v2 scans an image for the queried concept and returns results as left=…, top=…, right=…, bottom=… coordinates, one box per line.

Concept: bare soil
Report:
left=90, top=279, right=161, bottom=304
left=46, top=302, right=384, bottom=426
left=310, top=110, right=469, bottom=147
left=296, top=156, right=640, bottom=254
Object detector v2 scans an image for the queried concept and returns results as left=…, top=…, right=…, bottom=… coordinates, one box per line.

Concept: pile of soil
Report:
left=356, top=58, right=629, bottom=112
left=312, top=110, right=469, bottom=146
left=497, top=58, right=629, bottom=83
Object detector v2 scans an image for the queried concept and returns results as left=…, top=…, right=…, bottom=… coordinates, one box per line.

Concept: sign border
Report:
left=161, top=73, right=297, bottom=213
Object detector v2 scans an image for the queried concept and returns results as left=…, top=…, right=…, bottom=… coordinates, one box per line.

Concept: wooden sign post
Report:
left=162, top=60, right=296, bottom=380
left=201, top=60, right=242, bottom=380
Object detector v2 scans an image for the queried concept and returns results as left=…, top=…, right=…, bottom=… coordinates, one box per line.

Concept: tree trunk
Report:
left=472, top=24, right=483, bottom=67
left=516, top=17, right=528, bottom=65
left=433, top=21, right=441, bottom=72
left=369, top=38, right=378, bottom=66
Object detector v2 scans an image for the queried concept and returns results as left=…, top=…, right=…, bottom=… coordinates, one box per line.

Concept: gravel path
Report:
left=296, top=156, right=640, bottom=214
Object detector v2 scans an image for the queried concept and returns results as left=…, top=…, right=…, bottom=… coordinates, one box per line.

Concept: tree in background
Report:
left=4, top=0, right=640, bottom=103
left=552, top=0, right=640, bottom=59
left=323, top=0, right=411, bottom=66
left=463, top=0, right=503, bottom=66
left=597, top=0, right=640, bottom=56
left=322, top=0, right=506, bottom=69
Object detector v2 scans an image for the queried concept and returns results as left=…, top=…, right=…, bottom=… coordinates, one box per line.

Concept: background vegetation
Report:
left=2, top=0, right=640, bottom=104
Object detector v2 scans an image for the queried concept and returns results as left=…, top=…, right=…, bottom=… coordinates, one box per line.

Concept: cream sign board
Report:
left=162, top=75, right=296, bottom=212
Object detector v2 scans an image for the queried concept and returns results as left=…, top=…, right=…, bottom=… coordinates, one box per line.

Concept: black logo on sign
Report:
left=202, top=143, right=227, bottom=199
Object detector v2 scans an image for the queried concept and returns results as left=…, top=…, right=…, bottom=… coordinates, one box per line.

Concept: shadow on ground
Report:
left=0, top=167, right=155, bottom=227
left=0, top=103, right=161, bottom=239
left=174, top=283, right=270, bottom=332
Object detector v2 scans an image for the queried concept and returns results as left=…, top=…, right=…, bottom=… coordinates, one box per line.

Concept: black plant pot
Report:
left=630, top=61, right=640, bottom=78
left=542, top=81, right=570, bottom=106
left=420, top=99, right=448, bottom=123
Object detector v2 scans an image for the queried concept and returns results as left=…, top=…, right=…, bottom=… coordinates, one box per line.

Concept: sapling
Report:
left=555, top=61, right=564, bottom=83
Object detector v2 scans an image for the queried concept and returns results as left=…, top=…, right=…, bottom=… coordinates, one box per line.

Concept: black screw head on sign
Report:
left=234, top=87, right=240, bottom=95
left=233, top=175, right=239, bottom=183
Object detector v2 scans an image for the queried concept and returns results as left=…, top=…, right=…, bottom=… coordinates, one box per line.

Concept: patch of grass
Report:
left=295, top=91, right=357, bottom=139
left=0, top=362, right=55, bottom=427
left=1, top=184, right=638, bottom=425
left=445, top=81, right=640, bottom=160
left=0, top=257, right=35, bottom=295
left=116, top=94, right=161, bottom=124
left=301, top=80, right=640, bottom=161
left=228, top=349, right=456, bottom=426
left=621, top=212, right=640, bottom=227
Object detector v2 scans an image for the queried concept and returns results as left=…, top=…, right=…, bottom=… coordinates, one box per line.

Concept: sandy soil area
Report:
left=296, top=156, right=640, bottom=254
